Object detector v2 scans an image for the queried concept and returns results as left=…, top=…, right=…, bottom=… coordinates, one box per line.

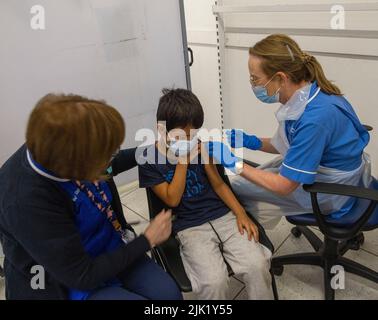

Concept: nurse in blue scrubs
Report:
left=207, top=34, right=372, bottom=229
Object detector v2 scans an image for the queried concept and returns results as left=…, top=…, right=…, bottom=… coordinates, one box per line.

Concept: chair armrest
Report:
left=303, top=182, right=378, bottom=240
left=245, top=211, right=275, bottom=253
left=154, top=236, right=192, bottom=292
left=303, top=183, right=378, bottom=202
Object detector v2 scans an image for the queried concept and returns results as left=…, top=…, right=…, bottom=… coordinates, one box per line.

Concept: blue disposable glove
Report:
left=205, top=141, right=240, bottom=171
left=226, top=129, right=262, bottom=150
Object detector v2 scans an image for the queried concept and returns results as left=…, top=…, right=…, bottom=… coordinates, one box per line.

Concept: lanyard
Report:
left=75, top=181, right=123, bottom=233
left=27, top=148, right=133, bottom=243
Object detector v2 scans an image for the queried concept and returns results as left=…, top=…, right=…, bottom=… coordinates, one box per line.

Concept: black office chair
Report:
left=107, top=177, right=139, bottom=236
left=145, top=164, right=279, bottom=299
left=270, top=124, right=378, bottom=300
left=271, top=179, right=378, bottom=300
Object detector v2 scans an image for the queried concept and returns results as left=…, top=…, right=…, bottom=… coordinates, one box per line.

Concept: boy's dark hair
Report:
left=157, top=88, right=204, bottom=131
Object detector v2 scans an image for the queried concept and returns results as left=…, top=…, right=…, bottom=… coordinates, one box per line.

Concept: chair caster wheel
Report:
left=272, top=265, right=284, bottom=276
left=291, top=227, right=302, bottom=238
left=356, top=233, right=365, bottom=245
left=350, top=233, right=365, bottom=250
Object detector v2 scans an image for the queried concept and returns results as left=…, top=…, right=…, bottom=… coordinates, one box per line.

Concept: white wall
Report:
left=0, top=0, right=187, bottom=185
left=184, top=0, right=378, bottom=175
left=184, top=0, right=222, bottom=131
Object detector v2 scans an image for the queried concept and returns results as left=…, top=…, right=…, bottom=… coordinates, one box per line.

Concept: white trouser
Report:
left=230, top=170, right=311, bottom=230
left=176, top=212, right=273, bottom=300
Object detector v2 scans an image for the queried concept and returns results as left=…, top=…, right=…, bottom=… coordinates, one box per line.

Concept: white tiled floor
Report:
left=270, top=228, right=378, bottom=300
left=121, top=188, right=150, bottom=221
left=1, top=184, right=377, bottom=300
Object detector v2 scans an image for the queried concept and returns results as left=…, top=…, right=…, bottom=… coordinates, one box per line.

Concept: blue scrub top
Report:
left=280, top=81, right=369, bottom=185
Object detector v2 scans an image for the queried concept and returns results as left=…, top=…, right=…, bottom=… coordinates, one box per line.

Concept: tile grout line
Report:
left=231, top=275, right=244, bottom=285
left=273, top=233, right=292, bottom=255
left=360, top=247, right=378, bottom=258
left=232, top=285, right=246, bottom=300
left=121, top=203, right=149, bottom=222
left=119, top=187, right=139, bottom=199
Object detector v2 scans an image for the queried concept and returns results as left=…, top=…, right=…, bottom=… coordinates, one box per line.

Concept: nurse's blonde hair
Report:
left=249, top=34, right=342, bottom=95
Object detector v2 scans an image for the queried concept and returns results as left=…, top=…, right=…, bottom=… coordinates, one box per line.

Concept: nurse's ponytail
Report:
left=249, top=34, right=342, bottom=96
left=302, top=52, right=342, bottom=95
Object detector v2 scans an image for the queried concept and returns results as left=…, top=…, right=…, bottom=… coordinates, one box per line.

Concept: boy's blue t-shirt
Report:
left=138, top=145, right=230, bottom=233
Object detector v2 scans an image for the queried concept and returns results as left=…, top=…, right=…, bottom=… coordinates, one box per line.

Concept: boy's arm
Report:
left=204, top=162, right=245, bottom=216
left=152, top=161, right=188, bottom=208
left=204, top=162, right=259, bottom=241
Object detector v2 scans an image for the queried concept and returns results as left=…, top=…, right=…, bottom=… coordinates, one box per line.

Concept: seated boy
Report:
left=138, top=88, right=273, bottom=300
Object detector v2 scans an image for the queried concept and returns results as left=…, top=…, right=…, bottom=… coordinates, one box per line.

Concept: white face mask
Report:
left=168, top=135, right=199, bottom=157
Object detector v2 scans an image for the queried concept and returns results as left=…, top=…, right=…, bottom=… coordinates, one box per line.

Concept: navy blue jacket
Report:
left=0, top=145, right=150, bottom=300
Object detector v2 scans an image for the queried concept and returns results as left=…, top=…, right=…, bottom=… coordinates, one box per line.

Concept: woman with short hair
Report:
left=0, top=94, right=182, bottom=300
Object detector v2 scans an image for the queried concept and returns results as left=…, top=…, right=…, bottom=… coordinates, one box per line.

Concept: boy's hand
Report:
left=235, top=212, right=259, bottom=242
